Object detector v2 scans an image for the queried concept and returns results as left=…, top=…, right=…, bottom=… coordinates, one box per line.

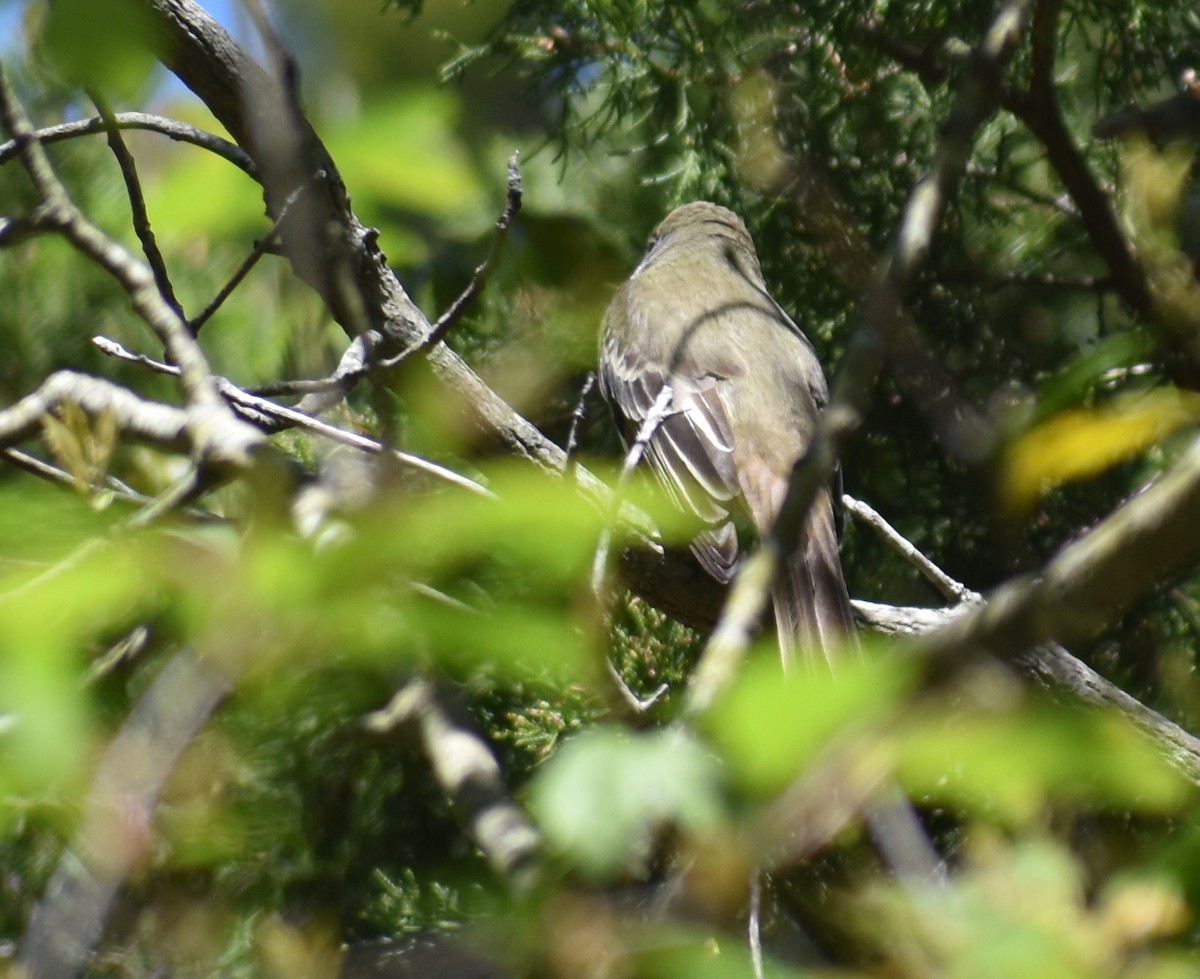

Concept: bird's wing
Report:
left=599, top=332, right=744, bottom=582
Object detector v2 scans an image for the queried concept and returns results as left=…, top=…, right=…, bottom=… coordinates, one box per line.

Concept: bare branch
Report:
left=285, top=157, right=525, bottom=417
left=1005, top=0, right=1149, bottom=312
left=189, top=178, right=309, bottom=333
left=0, top=67, right=263, bottom=470
left=414, top=153, right=524, bottom=358
left=140, top=0, right=566, bottom=472
left=0, top=111, right=255, bottom=176
left=843, top=494, right=974, bottom=603
left=918, top=432, right=1200, bottom=678
left=0, top=371, right=191, bottom=453
left=92, top=336, right=494, bottom=498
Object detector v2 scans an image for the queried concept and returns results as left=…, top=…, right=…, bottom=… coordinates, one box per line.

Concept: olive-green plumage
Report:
left=599, top=202, right=854, bottom=669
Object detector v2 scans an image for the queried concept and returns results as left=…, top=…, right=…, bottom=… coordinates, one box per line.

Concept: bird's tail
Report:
left=772, top=487, right=857, bottom=672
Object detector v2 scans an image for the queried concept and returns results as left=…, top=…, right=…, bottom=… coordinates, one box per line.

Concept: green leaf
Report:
left=705, top=648, right=914, bottom=795
left=41, top=0, right=163, bottom=98
left=896, top=700, right=1188, bottom=823
left=531, top=726, right=724, bottom=880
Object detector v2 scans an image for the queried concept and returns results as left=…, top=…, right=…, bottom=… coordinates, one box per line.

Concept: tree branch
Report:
left=138, top=0, right=566, bottom=473
left=91, top=93, right=186, bottom=321
left=1005, top=0, right=1149, bottom=311
left=19, top=649, right=232, bottom=979
left=364, top=677, right=541, bottom=890
left=0, top=67, right=263, bottom=471
left=0, top=111, right=256, bottom=175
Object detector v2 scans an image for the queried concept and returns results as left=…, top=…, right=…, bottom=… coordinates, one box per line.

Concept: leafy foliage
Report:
left=4, top=0, right=1200, bottom=977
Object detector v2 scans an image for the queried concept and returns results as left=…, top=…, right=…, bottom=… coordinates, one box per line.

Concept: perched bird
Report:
left=599, top=201, right=855, bottom=669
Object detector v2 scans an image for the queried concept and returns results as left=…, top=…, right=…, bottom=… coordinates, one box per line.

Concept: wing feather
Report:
left=599, top=332, right=743, bottom=582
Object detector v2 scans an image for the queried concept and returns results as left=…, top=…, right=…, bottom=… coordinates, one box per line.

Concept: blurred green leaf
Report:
left=328, top=88, right=479, bottom=213
left=531, top=725, right=724, bottom=880
left=706, top=648, right=915, bottom=795
left=41, top=0, right=162, bottom=98
left=896, top=700, right=1188, bottom=822
left=861, top=837, right=1097, bottom=979
left=144, top=121, right=267, bottom=241
left=632, top=924, right=810, bottom=978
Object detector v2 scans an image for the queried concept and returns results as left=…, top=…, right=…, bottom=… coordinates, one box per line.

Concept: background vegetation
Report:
left=3, top=0, right=1200, bottom=976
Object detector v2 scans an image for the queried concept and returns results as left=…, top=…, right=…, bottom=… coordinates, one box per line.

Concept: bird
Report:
left=598, top=201, right=855, bottom=670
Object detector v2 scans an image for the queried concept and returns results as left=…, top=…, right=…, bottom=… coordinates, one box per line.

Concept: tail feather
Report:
left=772, top=488, right=857, bottom=672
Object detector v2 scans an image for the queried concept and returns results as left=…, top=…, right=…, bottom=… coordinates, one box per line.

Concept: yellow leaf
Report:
left=1003, top=389, right=1200, bottom=510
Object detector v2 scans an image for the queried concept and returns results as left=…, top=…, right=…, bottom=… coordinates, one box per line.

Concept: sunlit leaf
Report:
left=1098, top=876, right=1191, bottom=949
left=896, top=701, right=1187, bottom=822
left=859, top=837, right=1099, bottom=979
left=1122, top=138, right=1195, bottom=244
left=531, top=725, right=724, bottom=880
left=1002, top=388, right=1200, bottom=510
left=41, top=0, right=163, bottom=98
left=705, top=648, right=914, bottom=795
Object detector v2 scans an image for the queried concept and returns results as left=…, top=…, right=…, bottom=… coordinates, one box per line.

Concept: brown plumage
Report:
left=599, top=201, right=855, bottom=669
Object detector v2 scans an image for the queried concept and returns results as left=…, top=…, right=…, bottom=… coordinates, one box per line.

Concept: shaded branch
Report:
left=91, top=93, right=186, bottom=321
left=1005, top=0, right=1149, bottom=311
left=290, top=157, right=524, bottom=417
left=364, top=677, right=541, bottom=890
left=419, top=152, right=523, bottom=356
left=140, top=0, right=566, bottom=473
left=19, top=649, right=232, bottom=979
left=866, top=8, right=1149, bottom=314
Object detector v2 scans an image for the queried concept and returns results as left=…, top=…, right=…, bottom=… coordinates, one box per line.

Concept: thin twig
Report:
left=748, top=872, right=764, bottom=979
left=92, top=335, right=494, bottom=498
left=590, top=386, right=675, bottom=602
left=564, top=372, right=596, bottom=462
left=590, top=386, right=676, bottom=716
left=189, top=178, right=310, bottom=333
left=410, top=153, right=523, bottom=361
left=0, top=446, right=222, bottom=523
left=91, top=93, right=186, bottom=320
left=843, top=494, right=973, bottom=604
left=282, top=157, right=525, bottom=418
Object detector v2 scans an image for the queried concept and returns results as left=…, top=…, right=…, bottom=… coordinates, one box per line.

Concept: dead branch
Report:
left=0, top=68, right=264, bottom=472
